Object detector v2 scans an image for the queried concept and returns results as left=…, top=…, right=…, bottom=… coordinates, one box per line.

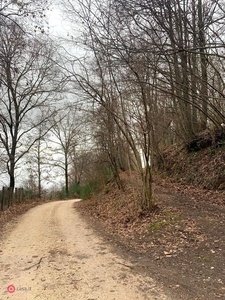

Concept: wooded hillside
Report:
left=159, top=130, right=225, bottom=190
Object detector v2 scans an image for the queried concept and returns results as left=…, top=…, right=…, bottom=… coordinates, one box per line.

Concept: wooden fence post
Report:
left=5, top=187, right=13, bottom=208
left=16, top=188, right=24, bottom=203
left=10, top=187, right=13, bottom=206
left=7, top=187, right=10, bottom=208
left=0, top=187, right=4, bottom=211
left=3, top=187, right=6, bottom=210
left=15, top=187, right=18, bottom=203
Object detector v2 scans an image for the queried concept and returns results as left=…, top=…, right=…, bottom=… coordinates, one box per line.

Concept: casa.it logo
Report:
left=7, top=284, right=16, bottom=293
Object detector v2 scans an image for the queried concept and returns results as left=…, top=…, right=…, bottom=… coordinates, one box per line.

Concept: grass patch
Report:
left=163, top=211, right=182, bottom=221
left=148, top=220, right=168, bottom=231
left=148, top=210, right=182, bottom=232
left=196, top=255, right=211, bottom=262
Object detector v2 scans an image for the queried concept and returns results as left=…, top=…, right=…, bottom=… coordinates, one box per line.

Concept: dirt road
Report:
left=0, top=200, right=169, bottom=300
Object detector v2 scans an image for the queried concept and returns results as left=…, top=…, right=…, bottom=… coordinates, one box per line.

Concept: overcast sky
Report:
left=48, top=5, right=66, bottom=36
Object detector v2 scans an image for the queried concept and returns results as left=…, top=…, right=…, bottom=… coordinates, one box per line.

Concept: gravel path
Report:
left=0, top=200, right=169, bottom=300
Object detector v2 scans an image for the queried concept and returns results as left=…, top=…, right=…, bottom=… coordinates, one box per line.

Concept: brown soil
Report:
left=74, top=175, right=225, bottom=300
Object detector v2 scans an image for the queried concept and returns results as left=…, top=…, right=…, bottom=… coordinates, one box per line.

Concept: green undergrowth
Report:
left=55, top=181, right=101, bottom=200
left=148, top=210, right=181, bottom=232
left=148, top=220, right=167, bottom=231
left=69, top=182, right=100, bottom=200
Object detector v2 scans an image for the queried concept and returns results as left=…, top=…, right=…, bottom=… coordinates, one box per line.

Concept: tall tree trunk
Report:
left=190, top=0, right=199, bottom=133
left=9, top=171, right=15, bottom=190
left=9, top=143, right=16, bottom=190
left=141, top=164, right=154, bottom=210
left=198, top=0, right=208, bottom=129
left=65, top=154, right=69, bottom=197
left=37, top=138, right=42, bottom=199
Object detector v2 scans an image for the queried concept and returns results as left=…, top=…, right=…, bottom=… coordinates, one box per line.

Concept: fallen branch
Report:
left=117, top=262, right=133, bottom=269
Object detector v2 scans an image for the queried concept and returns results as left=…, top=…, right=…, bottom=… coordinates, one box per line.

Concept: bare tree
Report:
left=49, top=106, right=83, bottom=197
left=90, top=104, right=126, bottom=190
left=25, top=127, right=55, bottom=199
left=0, top=22, right=63, bottom=189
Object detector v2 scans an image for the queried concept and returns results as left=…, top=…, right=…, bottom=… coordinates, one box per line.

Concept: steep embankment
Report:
left=160, top=141, right=225, bottom=190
